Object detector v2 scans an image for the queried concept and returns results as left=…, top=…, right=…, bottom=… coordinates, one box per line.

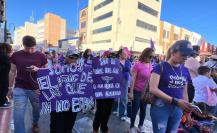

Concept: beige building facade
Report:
left=85, top=0, right=162, bottom=52
left=79, top=7, right=88, bottom=44
left=159, top=21, right=202, bottom=54
left=14, top=13, right=66, bottom=47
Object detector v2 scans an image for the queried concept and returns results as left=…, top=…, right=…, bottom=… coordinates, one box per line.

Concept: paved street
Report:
left=2, top=102, right=217, bottom=133
left=3, top=102, right=153, bottom=133
left=25, top=103, right=153, bottom=133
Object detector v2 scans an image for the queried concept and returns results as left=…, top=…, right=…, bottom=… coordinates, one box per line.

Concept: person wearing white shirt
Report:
left=203, top=55, right=217, bottom=69
left=184, top=46, right=200, bottom=102
left=193, top=66, right=217, bottom=114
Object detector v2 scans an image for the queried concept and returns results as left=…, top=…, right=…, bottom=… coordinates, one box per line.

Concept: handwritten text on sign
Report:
left=37, top=58, right=124, bottom=114
left=37, top=60, right=94, bottom=114
left=92, top=58, right=124, bottom=99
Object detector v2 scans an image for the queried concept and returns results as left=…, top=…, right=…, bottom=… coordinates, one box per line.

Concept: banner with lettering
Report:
left=37, top=58, right=124, bottom=114
left=92, top=58, right=124, bottom=99
left=37, top=60, right=94, bottom=114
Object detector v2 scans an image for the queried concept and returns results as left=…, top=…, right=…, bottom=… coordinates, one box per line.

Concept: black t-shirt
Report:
left=0, top=52, right=11, bottom=88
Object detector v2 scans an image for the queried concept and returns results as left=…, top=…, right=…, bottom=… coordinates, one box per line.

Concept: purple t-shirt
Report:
left=152, top=62, right=190, bottom=99
left=11, top=50, right=47, bottom=90
left=132, top=61, right=152, bottom=92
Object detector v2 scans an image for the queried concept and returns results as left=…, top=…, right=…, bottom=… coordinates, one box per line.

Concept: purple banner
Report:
left=37, top=60, right=94, bottom=114
left=92, top=58, right=124, bottom=99
left=37, top=58, right=124, bottom=114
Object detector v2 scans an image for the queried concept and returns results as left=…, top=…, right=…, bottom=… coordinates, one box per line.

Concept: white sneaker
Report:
left=120, top=116, right=127, bottom=121
left=129, top=127, right=136, bottom=133
left=112, top=111, right=118, bottom=115
left=138, top=126, right=145, bottom=133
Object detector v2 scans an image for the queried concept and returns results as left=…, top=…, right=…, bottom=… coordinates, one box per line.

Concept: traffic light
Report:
left=6, top=29, right=13, bottom=44
left=6, top=29, right=10, bottom=38
left=0, top=0, right=5, bottom=23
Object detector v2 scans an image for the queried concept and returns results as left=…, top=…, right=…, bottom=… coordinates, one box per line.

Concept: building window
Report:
left=94, top=0, right=113, bottom=11
left=92, top=39, right=111, bottom=44
left=81, top=21, right=86, bottom=29
left=93, top=11, right=113, bottom=23
left=136, top=19, right=157, bottom=32
left=81, top=10, right=87, bottom=17
left=173, top=33, right=179, bottom=40
left=185, top=35, right=189, bottom=41
left=138, top=2, right=158, bottom=17
left=92, top=25, right=112, bottom=34
left=163, top=30, right=170, bottom=39
left=135, top=37, right=149, bottom=43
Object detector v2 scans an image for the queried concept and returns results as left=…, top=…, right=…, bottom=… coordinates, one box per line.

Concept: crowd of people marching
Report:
left=1, top=35, right=217, bottom=133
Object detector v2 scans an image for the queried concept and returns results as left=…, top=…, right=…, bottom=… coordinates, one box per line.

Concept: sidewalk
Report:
left=0, top=108, right=12, bottom=133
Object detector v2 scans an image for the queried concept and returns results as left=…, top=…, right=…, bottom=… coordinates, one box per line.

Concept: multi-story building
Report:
left=43, top=13, right=66, bottom=47
left=67, top=29, right=77, bottom=38
left=86, top=0, right=162, bottom=52
left=14, top=22, right=37, bottom=46
left=79, top=7, right=88, bottom=44
left=0, top=28, right=4, bottom=43
left=14, top=13, right=66, bottom=47
left=37, top=19, right=46, bottom=46
left=159, top=21, right=203, bottom=53
left=191, top=32, right=202, bottom=46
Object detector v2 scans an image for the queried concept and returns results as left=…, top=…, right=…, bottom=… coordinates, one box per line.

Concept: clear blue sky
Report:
left=6, top=0, right=217, bottom=44
left=6, top=0, right=88, bottom=29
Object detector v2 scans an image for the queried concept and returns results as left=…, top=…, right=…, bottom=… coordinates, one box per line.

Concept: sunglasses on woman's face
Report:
left=180, top=53, right=189, bottom=57
left=149, top=55, right=154, bottom=59
left=69, top=56, right=78, bottom=60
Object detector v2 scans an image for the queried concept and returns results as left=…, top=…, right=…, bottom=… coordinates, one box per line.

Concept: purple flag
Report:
left=150, top=38, right=155, bottom=51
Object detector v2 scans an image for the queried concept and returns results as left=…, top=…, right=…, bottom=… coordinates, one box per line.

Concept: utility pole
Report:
left=0, top=0, right=6, bottom=43
left=4, top=19, right=6, bottom=42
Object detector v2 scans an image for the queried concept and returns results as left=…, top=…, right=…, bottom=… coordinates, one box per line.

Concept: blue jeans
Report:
left=130, top=90, right=147, bottom=127
left=112, top=79, right=129, bottom=118
left=118, top=79, right=129, bottom=117
left=150, top=99, right=183, bottom=133
left=13, top=88, right=40, bottom=133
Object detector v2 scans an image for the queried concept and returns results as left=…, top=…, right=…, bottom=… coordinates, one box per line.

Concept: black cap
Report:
left=171, top=40, right=194, bottom=56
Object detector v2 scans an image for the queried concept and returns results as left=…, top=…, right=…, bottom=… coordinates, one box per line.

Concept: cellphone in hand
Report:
left=26, top=66, right=34, bottom=70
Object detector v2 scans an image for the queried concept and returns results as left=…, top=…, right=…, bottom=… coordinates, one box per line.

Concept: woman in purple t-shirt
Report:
left=149, top=40, right=194, bottom=133
left=129, top=48, right=154, bottom=133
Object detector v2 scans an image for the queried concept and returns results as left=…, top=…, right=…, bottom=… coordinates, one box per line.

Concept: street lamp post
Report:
left=7, top=23, right=15, bottom=44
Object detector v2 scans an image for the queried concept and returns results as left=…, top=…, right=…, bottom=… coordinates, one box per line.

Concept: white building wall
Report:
left=36, top=20, right=45, bottom=44
left=87, top=0, right=162, bottom=52
left=60, top=19, right=67, bottom=39
left=14, top=22, right=37, bottom=46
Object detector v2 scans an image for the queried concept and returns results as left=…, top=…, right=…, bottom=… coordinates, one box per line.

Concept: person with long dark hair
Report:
left=0, top=43, right=12, bottom=108
left=83, top=48, right=93, bottom=59
left=93, top=51, right=114, bottom=133
left=113, top=48, right=131, bottom=121
left=129, top=48, right=154, bottom=133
